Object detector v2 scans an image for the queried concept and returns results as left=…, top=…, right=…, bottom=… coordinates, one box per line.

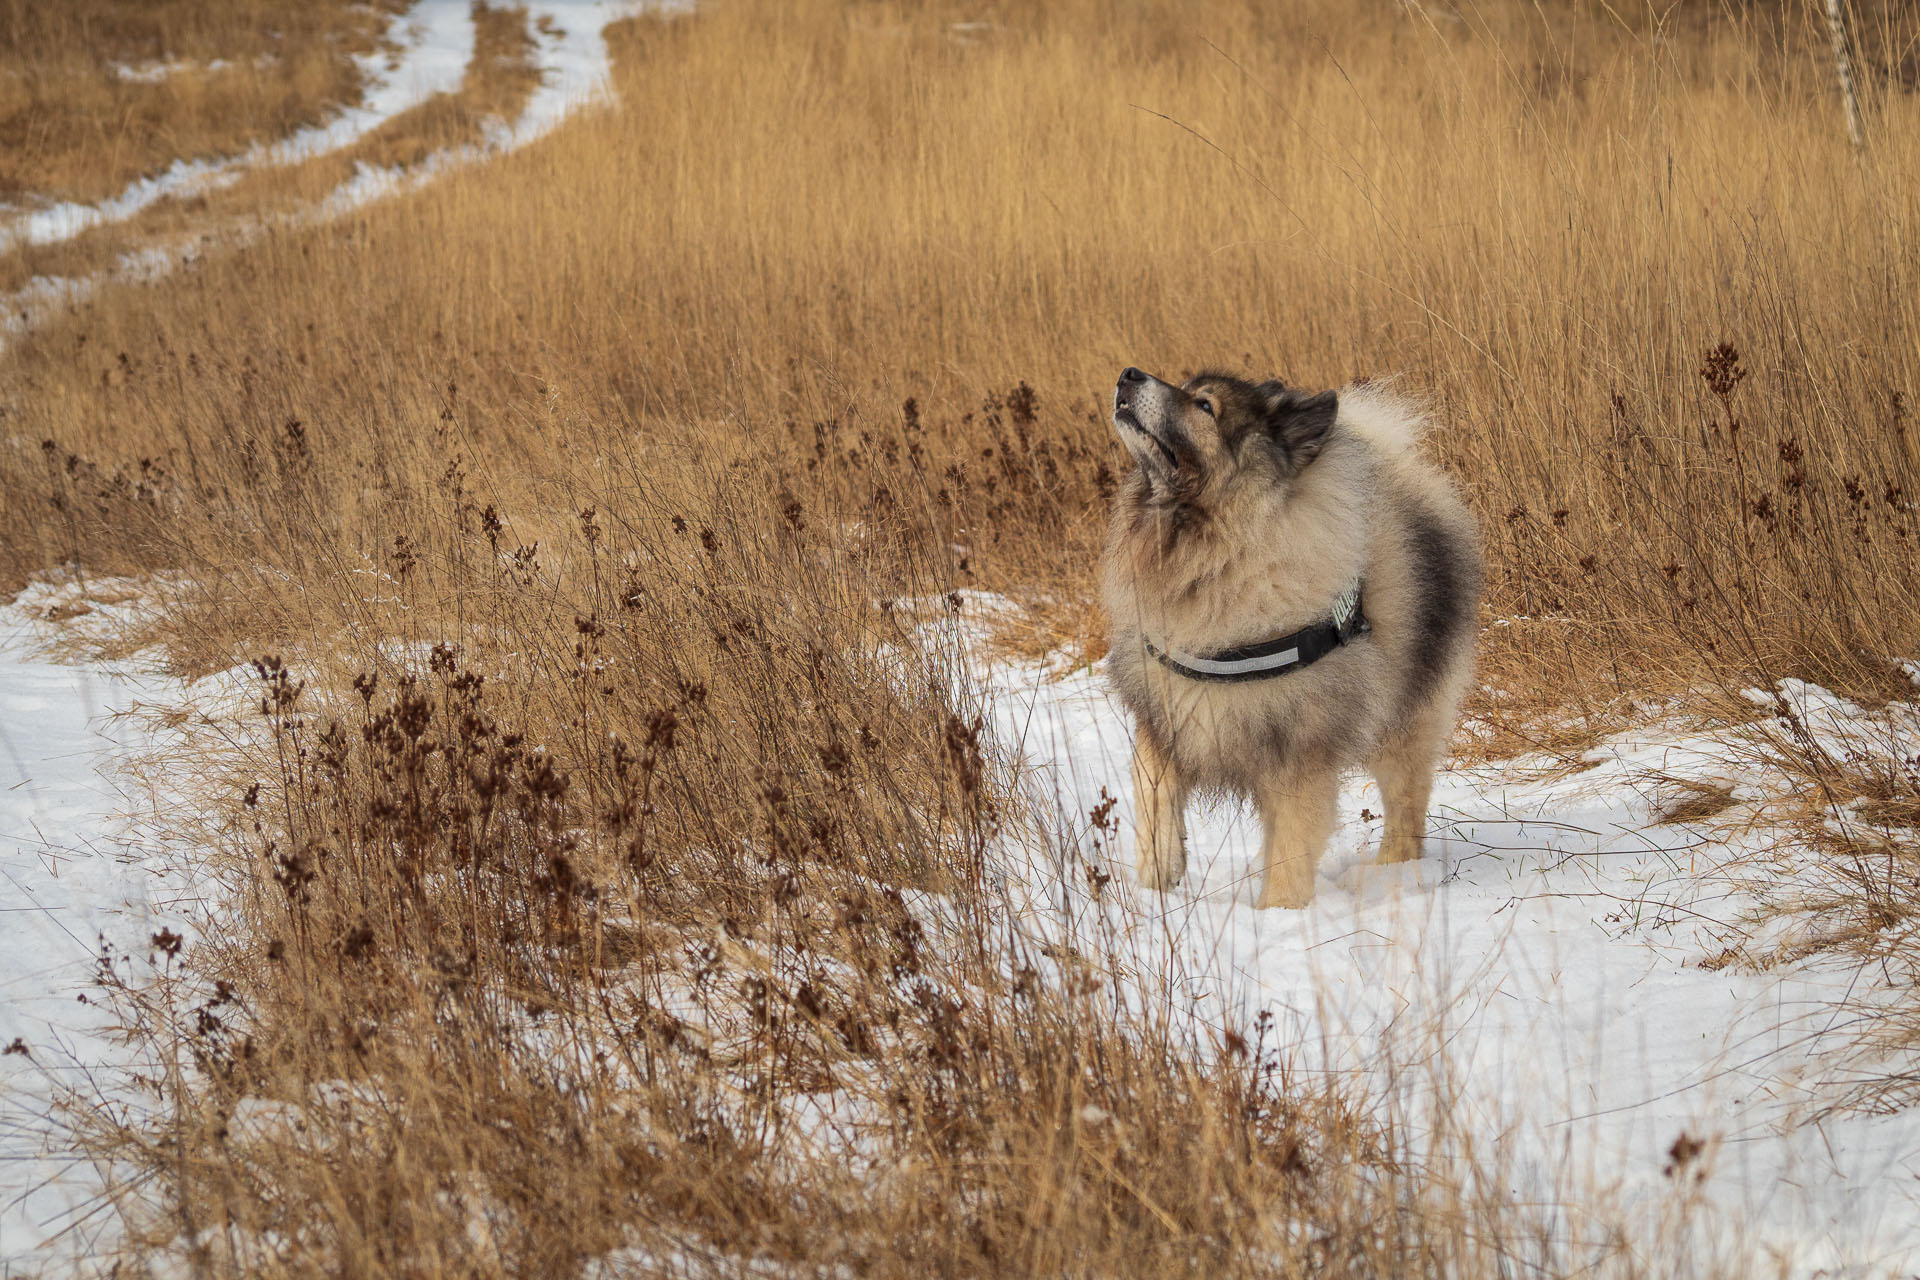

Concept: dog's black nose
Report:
left=1120, top=367, right=1148, bottom=384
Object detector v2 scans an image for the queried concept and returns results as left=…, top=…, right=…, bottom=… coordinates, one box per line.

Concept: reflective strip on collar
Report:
left=1144, top=576, right=1368, bottom=684
left=1155, top=642, right=1300, bottom=678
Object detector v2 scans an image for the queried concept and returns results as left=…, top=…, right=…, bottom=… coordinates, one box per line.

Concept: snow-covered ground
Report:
left=0, top=596, right=195, bottom=1273
left=3, top=578, right=1918, bottom=1273
left=978, top=624, right=1920, bottom=1278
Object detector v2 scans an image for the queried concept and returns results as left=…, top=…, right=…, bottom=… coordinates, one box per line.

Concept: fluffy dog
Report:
left=1101, top=367, right=1482, bottom=908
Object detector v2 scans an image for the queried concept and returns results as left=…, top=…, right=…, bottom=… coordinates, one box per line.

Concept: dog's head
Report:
left=1110, top=366, right=1339, bottom=502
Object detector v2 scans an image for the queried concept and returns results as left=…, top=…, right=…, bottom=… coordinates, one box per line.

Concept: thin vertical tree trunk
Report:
left=1824, top=0, right=1867, bottom=151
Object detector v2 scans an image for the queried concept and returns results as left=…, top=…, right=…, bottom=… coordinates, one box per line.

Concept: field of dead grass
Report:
left=2, top=0, right=1919, bottom=1272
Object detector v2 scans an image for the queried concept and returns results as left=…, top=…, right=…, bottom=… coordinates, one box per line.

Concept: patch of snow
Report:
left=0, top=273, right=98, bottom=347
left=0, top=594, right=199, bottom=1271
left=980, top=640, right=1920, bottom=1277
left=111, top=56, right=279, bottom=84
left=113, top=59, right=218, bottom=84
left=517, top=1, right=649, bottom=144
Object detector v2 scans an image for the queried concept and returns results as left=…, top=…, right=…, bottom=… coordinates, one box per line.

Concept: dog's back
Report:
left=1339, top=383, right=1484, bottom=756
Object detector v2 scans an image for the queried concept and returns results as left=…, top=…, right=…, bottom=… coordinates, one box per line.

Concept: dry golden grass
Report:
left=1, top=0, right=1917, bottom=1272
left=13, top=0, right=1917, bottom=703
left=0, top=0, right=407, bottom=205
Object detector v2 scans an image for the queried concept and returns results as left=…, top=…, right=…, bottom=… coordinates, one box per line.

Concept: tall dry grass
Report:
left=9, top=0, right=1917, bottom=704
left=0, top=0, right=1916, bottom=1271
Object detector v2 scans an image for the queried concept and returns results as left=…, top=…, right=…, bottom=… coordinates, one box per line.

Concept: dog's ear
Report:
left=1259, top=385, right=1338, bottom=471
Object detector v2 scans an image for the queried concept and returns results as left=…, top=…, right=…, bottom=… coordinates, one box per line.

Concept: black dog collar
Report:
left=1144, top=580, right=1369, bottom=683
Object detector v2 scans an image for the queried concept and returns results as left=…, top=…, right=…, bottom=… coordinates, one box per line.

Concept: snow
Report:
left=3, top=576, right=1917, bottom=1272
left=0, top=590, right=196, bottom=1272
left=111, top=58, right=256, bottom=85
left=520, top=1, right=682, bottom=144
left=979, top=636, right=1920, bottom=1277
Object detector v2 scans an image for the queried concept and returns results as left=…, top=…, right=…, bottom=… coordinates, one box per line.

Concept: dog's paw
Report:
left=1375, top=833, right=1425, bottom=865
left=1255, top=866, right=1316, bottom=910
left=1134, top=851, right=1186, bottom=892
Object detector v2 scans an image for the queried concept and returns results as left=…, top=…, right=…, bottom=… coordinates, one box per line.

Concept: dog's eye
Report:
left=1194, top=398, right=1215, bottom=417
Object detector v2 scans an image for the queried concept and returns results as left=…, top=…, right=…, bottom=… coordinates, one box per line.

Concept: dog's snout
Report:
left=1120, top=367, right=1148, bottom=384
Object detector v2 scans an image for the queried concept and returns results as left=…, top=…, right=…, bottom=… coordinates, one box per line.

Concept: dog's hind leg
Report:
left=1370, top=700, right=1451, bottom=865
left=1253, top=768, right=1340, bottom=909
left=1131, top=730, right=1188, bottom=891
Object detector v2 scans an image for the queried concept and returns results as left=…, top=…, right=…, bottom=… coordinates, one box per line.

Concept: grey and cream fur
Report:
left=1102, top=367, right=1482, bottom=909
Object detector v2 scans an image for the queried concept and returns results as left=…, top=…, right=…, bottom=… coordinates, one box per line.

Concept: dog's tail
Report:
left=1336, top=379, right=1427, bottom=457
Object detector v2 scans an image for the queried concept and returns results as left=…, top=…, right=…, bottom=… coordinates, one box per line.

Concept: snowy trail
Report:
left=0, top=604, right=189, bottom=1272
left=0, top=3, right=476, bottom=255
left=1, top=0, right=665, bottom=255
left=314, top=0, right=674, bottom=215
left=2, top=0, right=670, bottom=350
left=982, top=643, right=1920, bottom=1278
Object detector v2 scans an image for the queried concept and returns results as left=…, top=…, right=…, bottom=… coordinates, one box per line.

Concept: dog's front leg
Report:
left=1253, top=769, right=1340, bottom=909
left=1130, top=731, right=1188, bottom=891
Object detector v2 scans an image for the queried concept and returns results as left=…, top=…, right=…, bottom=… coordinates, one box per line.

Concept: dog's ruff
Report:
left=1100, top=367, right=1483, bottom=910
